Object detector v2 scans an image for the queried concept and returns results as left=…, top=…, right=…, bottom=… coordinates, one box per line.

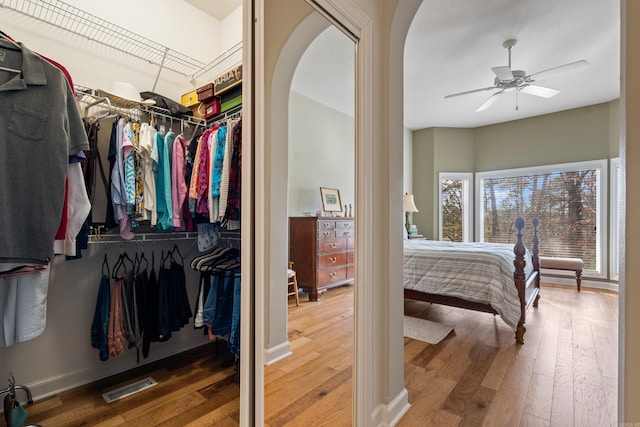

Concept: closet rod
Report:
left=88, top=233, right=197, bottom=244
left=77, top=86, right=208, bottom=128
left=210, top=105, right=243, bottom=126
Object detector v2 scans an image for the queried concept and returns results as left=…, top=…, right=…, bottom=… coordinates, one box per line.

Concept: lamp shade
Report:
left=403, top=193, right=419, bottom=212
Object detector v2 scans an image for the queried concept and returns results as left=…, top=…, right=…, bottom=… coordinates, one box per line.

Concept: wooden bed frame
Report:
left=404, top=217, right=541, bottom=344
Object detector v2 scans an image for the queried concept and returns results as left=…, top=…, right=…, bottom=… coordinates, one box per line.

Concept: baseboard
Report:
left=371, top=387, right=411, bottom=426
left=24, top=334, right=210, bottom=401
left=541, top=275, right=618, bottom=292
left=264, top=340, right=292, bottom=366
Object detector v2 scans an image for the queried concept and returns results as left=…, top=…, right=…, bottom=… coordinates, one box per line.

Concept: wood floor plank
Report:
left=522, top=372, right=554, bottom=422
left=441, top=341, right=498, bottom=417
left=574, top=380, right=612, bottom=427
left=519, top=413, right=550, bottom=427
left=481, top=344, right=520, bottom=390
left=550, top=327, right=574, bottom=427
left=533, top=319, right=559, bottom=377
left=482, top=355, right=535, bottom=426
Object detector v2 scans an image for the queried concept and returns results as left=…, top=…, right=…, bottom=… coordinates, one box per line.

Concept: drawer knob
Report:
left=343, top=231, right=349, bottom=235
left=329, top=272, right=336, bottom=278
left=329, top=256, right=337, bottom=263
left=324, top=231, right=331, bottom=237
left=329, top=242, right=337, bottom=248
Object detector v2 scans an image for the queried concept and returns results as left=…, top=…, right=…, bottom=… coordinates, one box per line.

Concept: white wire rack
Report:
left=0, top=0, right=242, bottom=79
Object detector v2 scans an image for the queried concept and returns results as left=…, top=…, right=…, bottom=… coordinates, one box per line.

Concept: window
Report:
left=476, top=160, right=607, bottom=276
left=439, top=173, right=472, bottom=242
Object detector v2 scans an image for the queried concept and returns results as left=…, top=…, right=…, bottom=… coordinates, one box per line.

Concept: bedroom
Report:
left=276, top=0, right=620, bottom=424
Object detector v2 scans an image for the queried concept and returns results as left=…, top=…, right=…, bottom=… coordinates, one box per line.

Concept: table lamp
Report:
left=403, top=193, right=419, bottom=235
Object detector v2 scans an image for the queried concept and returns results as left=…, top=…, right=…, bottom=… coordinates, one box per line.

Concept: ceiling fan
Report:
left=445, top=39, right=589, bottom=112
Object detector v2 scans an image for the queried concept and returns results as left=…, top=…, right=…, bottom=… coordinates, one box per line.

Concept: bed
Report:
left=403, top=217, right=540, bottom=344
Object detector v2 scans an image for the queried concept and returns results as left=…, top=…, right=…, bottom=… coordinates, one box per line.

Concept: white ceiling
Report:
left=184, top=0, right=241, bottom=21
left=188, top=0, right=620, bottom=131
left=404, top=0, right=620, bottom=130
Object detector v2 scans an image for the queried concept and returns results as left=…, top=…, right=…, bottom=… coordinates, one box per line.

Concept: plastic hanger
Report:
left=101, top=253, right=109, bottom=277
left=170, top=244, right=184, bottom=266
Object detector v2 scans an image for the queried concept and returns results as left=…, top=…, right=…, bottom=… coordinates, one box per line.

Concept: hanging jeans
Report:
left=228, top=271, right=241, bottom=355
left=203, top=269, right=240, bottom=356
left=90, top=273, right=111, bottom=361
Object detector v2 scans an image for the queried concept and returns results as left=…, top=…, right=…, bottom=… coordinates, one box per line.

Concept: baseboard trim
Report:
left=371, top=387, right=411, bottom=426
left=541, top=275, right=618, bottom=292
left=23, top=335, right=209, bottom=401
left=264, top=341, right=292, bottom=366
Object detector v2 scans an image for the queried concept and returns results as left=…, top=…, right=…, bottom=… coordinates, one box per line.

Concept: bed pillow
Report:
left=403, top=225, right=408, bottom=240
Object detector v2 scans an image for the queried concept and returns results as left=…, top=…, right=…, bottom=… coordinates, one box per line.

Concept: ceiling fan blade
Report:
left=476, top=91, right=504, bottom=112
left=528, top=60, right=589, bottom=82
left=444, top=86, right=497, bottom=99
left=520, top=84, right=560, bottom=98
left=492, top=66, right=513, bottom=81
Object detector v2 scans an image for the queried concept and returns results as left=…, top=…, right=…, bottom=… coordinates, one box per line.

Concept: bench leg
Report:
left=576, top=270, right=582, bottom=292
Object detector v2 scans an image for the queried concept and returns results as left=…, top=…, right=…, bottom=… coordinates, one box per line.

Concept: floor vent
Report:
left=102, top=377, right=157, bottom=403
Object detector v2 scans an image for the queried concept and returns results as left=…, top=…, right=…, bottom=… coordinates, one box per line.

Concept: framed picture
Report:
left=320, top=187, right=343, bottom=212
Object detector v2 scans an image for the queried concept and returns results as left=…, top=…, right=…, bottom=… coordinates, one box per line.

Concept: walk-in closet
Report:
left=0, top=1, right=245, bottom=425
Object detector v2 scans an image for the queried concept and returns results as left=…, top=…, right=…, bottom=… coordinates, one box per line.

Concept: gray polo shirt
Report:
left=0, top=39, right=89, bottom=264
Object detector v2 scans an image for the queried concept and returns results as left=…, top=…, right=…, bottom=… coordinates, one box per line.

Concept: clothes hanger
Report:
left=102, top=253, right=110, bottom=277
left=170, top=244, right=184, bottom=266
left=0, top=33, right=21, bottom=73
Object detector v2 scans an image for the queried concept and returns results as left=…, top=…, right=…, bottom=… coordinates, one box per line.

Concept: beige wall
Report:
left=623, top=0, right=639, bottom=421
left=475, top=101, right=617, bottom=172
left=412, top=127, right=475, bottom=239
left=288, top=91, right=355, bottom=216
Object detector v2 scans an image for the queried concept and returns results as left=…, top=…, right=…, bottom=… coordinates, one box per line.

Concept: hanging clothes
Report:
left=0, top=38, right=89, bottom=265
left=91, top=256, right=111, bottom=361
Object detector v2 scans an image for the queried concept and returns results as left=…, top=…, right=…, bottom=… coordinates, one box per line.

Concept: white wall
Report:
left=288, top=91, right=355, bottom=216
left=0, top=0, right=238, bottom=101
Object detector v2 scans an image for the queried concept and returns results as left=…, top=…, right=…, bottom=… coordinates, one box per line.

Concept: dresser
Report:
left=289, top=216, right=354, bottom=301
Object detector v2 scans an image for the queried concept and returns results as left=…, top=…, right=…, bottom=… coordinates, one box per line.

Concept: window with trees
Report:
left=439, top=173, right=472, bottom=242
left=476, top=160, right=607, bottom=275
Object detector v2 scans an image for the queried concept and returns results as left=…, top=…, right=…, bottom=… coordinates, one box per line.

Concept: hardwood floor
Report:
left=22, top=283, right=617, bottom=426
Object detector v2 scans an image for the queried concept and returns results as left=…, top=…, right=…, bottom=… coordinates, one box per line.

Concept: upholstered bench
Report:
left=539, top=256, right=584, bottom=291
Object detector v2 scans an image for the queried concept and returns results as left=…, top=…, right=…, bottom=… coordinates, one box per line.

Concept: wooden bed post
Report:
left=513, top=217, right=527, bottom=344
left=531, top=218, right=541, bottom=307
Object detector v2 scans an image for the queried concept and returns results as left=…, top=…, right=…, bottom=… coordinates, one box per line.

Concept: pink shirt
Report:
left=172, top=135, right=188, bottom=228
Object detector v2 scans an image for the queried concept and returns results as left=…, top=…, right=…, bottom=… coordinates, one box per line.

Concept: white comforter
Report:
left=403, top=240, right=534, bottom=330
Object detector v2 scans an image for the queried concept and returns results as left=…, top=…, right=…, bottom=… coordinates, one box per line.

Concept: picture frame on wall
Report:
left=320, top=187, right=342, bottom=212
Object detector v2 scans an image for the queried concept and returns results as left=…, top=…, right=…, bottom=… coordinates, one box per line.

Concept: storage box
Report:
left=214, top=64, right=242, bottom=96
left=204, top=97, right=221, bottom=119
left=180, top=90, right=199, bottom=107
left=197, top=83, right=215, bottom=102
left=221, top=94, right=242, bottom=112
left=189, top=102, right=206, bottom=119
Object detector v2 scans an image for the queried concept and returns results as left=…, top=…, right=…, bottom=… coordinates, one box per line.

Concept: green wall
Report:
left=288, top=90, right=355, bottom=216
left=412, top=100, right=620, bottom=242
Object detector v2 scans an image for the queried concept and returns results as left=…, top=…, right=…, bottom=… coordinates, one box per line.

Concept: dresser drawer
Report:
left=347, top=264, right=354, bottom=279
left=335, top=228, right=354, bottom=238
left=347, top=238, right=354, bottom=250
left=317, top=266, right=347, bottom=286
left=346, top=250, right=354, bottom=265
left=335, top=220, right=354, bottom=229
left=318, top=238, right=346, bottom=253
left=318, top=220, right=336, bottom=230
left=318, top=252, right=347, bottom=269
left=318, top=229, right=337, bottom=239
